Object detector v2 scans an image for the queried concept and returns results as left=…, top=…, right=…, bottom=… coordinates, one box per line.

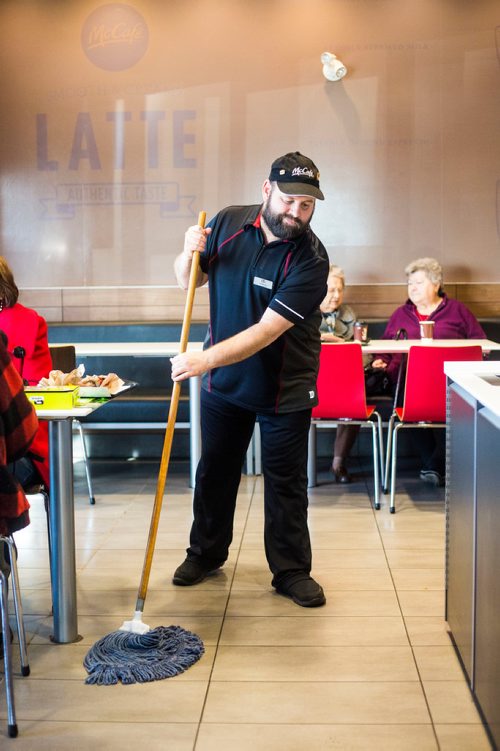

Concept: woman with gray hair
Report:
left=319, top=264, right=355, bottom=343
left=371, top=256, right=485, bottom=485
left=319, top=264, right=358, bottom=483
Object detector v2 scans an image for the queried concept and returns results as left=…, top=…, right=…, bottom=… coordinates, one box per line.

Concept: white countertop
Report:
left=358, top=338, right=500, bottom=354
left=445, top=361, right=500, bottom=416
left=57, top=339, right=500, bottom=357
left=54, top=341, right=205, bottom=357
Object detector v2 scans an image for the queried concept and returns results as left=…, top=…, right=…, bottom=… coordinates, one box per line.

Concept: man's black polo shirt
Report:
left=199, top=204, right=329, bottom=414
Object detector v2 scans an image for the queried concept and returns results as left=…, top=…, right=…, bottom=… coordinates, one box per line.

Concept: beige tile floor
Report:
left=0, top=459, right=493, bottom=750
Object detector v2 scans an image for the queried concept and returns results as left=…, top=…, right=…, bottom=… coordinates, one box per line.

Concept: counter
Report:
left=445, top=360, right=500, bottom=416
left=445, top=360, right=500, bottom=750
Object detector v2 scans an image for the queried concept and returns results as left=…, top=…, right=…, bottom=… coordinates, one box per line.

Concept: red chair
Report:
left=384, top=344, right=483, bottom=513
left=308, top=343, right=384, bottom=509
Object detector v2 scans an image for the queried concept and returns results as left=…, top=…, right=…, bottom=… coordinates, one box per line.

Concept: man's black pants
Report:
left=187, top=389, right=313, bottom=585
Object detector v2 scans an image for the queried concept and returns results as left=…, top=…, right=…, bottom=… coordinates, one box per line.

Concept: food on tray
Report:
left=38, top=366, right=125, bottom=394
left=38, top=365, right=84, bottom=387
left=78, top=373, right=123, bottom=392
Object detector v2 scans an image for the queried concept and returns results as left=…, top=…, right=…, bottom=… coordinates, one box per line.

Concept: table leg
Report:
left=189, top=376, right=201, bottom=489
left=48, top=419, right=79, bottom=643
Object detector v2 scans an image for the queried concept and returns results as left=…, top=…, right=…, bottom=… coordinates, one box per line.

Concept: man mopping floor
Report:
left=170, top=152, right=329, bottom=608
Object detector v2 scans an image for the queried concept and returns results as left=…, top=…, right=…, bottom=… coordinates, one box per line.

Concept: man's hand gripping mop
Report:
left=83, top=212, right=207, bottom=685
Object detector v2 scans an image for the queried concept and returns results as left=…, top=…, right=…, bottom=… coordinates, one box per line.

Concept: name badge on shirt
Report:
left=253, top=276, right=273, bottom=290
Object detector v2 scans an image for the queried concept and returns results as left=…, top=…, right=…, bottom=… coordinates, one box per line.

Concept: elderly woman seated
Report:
left=371, top=256, right=485, bottom=486
left=319, top=265, right=358, bottom=483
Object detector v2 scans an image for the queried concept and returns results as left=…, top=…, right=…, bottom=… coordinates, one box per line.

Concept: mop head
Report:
left=83, top=625, right=204, bottom=685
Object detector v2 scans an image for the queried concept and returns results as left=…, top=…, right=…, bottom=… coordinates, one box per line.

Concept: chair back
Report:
left=401, top=344, right=482, bottom=422
left=312, top=343, right=369, bottom=420
left=49, top=345, right=76, bottom=373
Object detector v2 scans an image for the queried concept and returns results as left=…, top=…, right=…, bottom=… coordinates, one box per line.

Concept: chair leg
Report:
left=37, top=491, right=54, bottom=607
left=3, top=537, right=29, bottom=677
left=0, top=569, right=18, bottom=737
left=375, top=413, right=384, bottom=491
left=370, top=422, right=380, bottom=510
left=75, top=421, right=95, bottom=505
left=383, top=414, right=396, bottom=493
left=307, top=423, right=317, bottom=488
left=390, top=424, right=402, bottom=513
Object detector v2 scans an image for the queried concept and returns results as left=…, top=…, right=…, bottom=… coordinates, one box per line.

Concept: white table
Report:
left=70, top=341, right=204, bottom=357
left=65, top=338, right=500, bottom=496
left=67, top=339, right=500, bottom=356
left=58, top=341, right=204, bottom=488
left=358, top=338, right=500, bottom=354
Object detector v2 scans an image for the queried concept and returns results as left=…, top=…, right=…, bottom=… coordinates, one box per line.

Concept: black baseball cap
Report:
left=269, top=151, right=324, bottom=200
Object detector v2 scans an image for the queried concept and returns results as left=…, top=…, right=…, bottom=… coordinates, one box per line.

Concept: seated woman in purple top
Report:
left=371, top=257, right=485, bottom=486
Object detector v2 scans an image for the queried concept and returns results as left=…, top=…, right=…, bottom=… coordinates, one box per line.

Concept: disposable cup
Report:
left=419, top=320, right=435, bottom=340
left=353, top=322, right=368, bottom=343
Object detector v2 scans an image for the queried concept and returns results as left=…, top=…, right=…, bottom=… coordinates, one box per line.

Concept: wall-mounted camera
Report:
left=321, top=52, right=347, bottom=81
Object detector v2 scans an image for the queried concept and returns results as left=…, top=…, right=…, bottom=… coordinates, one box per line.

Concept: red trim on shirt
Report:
left=415, top=311, right=430, bottom=321
left=283, top=251, right=292, bottom=277
left=208, top=228, right=245, bottom=267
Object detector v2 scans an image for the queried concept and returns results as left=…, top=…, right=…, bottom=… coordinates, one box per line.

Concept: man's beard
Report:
left=262, top=201, right=312, bottom=240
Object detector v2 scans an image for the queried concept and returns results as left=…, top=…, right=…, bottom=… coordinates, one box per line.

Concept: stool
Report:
left=0, top=535, right=30, bottom=738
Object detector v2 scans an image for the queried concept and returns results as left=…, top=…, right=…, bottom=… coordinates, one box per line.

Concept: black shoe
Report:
left=332, top=465, right=352, bottom=484
left=275, top=575, right=326, bottom=608
left=172, top=557, right=221, bottom=586
left=419, top=470, right=445, bottom=487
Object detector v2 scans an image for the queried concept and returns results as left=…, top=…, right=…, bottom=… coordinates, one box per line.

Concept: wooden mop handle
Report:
left=135, top=211, right=206, bottom=609
left=179, top=210, right=205, bottom=354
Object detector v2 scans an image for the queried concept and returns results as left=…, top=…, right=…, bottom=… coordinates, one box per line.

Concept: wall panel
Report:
left=0, top=0, right=498, bottom=304
left=19, top=283, right=500, bottom=325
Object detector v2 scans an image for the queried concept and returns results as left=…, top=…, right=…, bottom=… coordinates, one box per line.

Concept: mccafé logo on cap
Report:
left=269, top=151, right=324, bottom=200
left=292, top=166, right=316, bottom=179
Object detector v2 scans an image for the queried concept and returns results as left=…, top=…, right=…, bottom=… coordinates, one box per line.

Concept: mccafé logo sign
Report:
left=81, top=3, right=149, bottom=71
